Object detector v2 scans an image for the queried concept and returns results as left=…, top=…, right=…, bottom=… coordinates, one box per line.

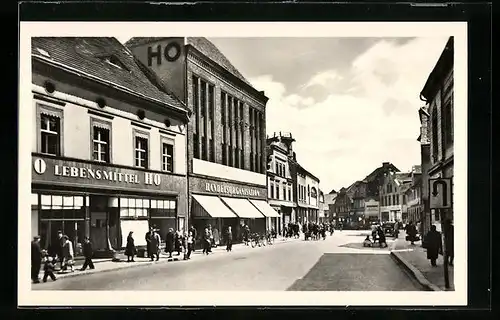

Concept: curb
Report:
left=37, top=237, right=302, bottom=282
left=390, top=251, right=442, bottom=291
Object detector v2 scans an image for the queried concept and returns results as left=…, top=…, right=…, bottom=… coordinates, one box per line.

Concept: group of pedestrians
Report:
left=31, top=231, right=95, bottom=284
left=302, top=222, right=332, bottom=241
left=124, top=226, right=199, bottom=262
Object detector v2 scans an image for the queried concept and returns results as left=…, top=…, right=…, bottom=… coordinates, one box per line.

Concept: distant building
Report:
left=318, top=190, right=326, bottom=222
left=379, top=171, right=411, bottom=222
left=406, top=165, right=423, bottom=225
left=324, top=191, right=338, bottom=222
left=331, top=187, right=352, bottom=226
left=346, top=180, right=368, bottom=226
left=419, top=36, right=454, bottom=232
left=266, top=132, right=296, bottom=231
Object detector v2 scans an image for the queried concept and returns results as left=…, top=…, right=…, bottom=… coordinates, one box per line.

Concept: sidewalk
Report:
left=36, top=236, right=302, bottom=282
left=390, top=231, right=455, bottom=291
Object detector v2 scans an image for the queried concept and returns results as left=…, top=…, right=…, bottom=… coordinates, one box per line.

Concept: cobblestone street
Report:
left=33, top=231, right=422, bottom=291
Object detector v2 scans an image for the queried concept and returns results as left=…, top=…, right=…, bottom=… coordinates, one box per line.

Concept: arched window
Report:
left=311, top=187, right=317, bottom=198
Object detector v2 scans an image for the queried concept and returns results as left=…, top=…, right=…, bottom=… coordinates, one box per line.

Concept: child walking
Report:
left=43, top=254, right=57, bottom=282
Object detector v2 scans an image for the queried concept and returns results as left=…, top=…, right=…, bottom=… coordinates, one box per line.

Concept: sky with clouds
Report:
left=117, top=36, right=449, bottom=193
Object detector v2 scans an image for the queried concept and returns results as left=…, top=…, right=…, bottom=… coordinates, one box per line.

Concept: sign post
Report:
left=429, top=177, right=452, bottom=290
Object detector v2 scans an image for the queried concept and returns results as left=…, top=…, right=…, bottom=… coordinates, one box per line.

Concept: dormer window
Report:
left=102, top=55, right=128, bottom=70
left=36, top=47, right=50, bottom=58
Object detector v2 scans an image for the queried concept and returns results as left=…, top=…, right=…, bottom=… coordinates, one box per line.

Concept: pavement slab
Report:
left=287, top=253, right=423, bottom=291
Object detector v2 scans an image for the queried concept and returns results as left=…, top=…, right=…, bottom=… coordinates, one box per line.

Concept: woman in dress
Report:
left=61, top=235, right=75, bottom=272
left=125, top=231, right=136, bottom=262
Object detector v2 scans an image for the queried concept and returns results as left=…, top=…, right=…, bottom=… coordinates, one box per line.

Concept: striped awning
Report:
left=220, top=197, right=265, bottom=219
left=249, top=200, right=280, bottom=218
left=192, top=194, right=237, bottom=218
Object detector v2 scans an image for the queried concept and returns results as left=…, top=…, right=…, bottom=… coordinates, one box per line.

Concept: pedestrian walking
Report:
left=174, top=230, right=183, bottom=256
left=185, top=231, right=194, bottom=260
left=423, top=225, right=443, bottom=267
left=405, top=221, right=418, bottom=245
left=225, top=226, right=233, bottom=252
left=377, top=226, right=387, bottom=248
left=202, top=228, right=211, bottom=255
left=31, top=236, right=42, bottom=283
left=145, top=227, right=153, bottom=259
left=150, top=229, right=161, bottom=261
left=189, top=225, right=197, bottom=252
left=42, top=253, right=57, bottom=282
left=125, top=231, right=136, bottom=262
left=61, top=235, right=75, bottom=272
left=80, top=237, right=95, bottom=271
left=208, top=225, right=214, bottom=250
left=165, top=228, right=175, bottom=258
left=444, top=219, right=454, bottom=266
left=55, top=230, right=64, bottom=270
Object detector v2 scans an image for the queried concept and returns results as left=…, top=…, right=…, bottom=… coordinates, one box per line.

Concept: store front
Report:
left=189, top=177, right=267, bottom=244
left=32, top=155, right=187, bottom=258
left=249, top=199, right=280, bottom=233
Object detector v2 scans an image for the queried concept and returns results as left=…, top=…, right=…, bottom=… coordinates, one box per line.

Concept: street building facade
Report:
left=318, top=190, right=326, bottom=223
left=364, top=197, right=380, bottom=224
left=378, top=172, right=411, bottom=223
left=266, top=132, right=296, bottom=232
left=346, top=180, right=368, bottom=228
left=323, top=190, right=338, bottom=222
left=419, top=36, right=454, bottom=233
left=331, top=187, right=352, bottom=226
left=126, top=37, right=272, bottom=243
left=292, top=162, right=321, bottom=224
left=31, top=37, right=190, bottom=258
left=405, top=165, right=423, bottom=225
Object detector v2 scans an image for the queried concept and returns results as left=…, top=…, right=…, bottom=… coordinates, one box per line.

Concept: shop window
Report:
left=38, top=105, right=63, bottom=156
left=39, top=195, right=85, bottom=220
left=150, top=199, right=176, bottom=218
left=162, top=140, right=174, bottom=173
left=91, top=119, right=111, bottom=163
left=119, top=197, right=150, bottom=219
left=133, top=130, right=149, bottom=169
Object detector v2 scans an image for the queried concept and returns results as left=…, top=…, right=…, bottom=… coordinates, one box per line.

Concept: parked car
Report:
left=382, top=222, right=398, bottom=237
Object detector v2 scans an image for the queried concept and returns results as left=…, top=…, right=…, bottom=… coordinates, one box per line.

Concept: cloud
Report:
left=250, top=36, right=449, bottom=192
left=302, top=70, right=343, bottom=89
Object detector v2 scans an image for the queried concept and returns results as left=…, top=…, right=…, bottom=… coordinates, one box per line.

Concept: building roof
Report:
left=420, top=36, right=454, bottom=101
left=295, top=162, right=320, bottom=182
left=32, top=37, right=187, bottom=115
left=125, top=37, right=252, bottom=87
left=329, top=189, right=337, bottom=194
left=364, top=162, right=400, bottom=183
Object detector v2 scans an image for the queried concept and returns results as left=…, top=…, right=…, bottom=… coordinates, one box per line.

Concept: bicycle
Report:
left=266, top=232, right=274, bottom=245
left=250, top=233, right=266, bottom=248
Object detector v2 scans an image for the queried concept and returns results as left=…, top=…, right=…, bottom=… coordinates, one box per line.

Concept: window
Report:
left=92, top=127, right=110, bottom=162
left=162, top=142, right=174, bottom=172
left=119, top=197, right=150, bottom=219
left=149, top=199, right=176, bottom=218
left=283, top=185, right=286, bottom=201
left=222, top=142, right=227, bottom=165
left=192, top=76, right=199, bottom=159
left=275, top=184, right=279, bottom=199
left=40, top=194, right=85, bottom=220
left=288, top=185, right=292, bottom=201
left=91, top=119, right=111, bottom=163
left=40, top=114, right=61, bottom=156
left=134, top=131, right=149, bottom=169
left=431, top=110, right=438, bottom=160
left=270, top=181, right=274, bottom=199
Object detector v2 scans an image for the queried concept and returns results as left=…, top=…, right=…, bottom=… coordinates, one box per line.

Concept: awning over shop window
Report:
left=221, top=197, right=265, bottom=219
left=192, top=194, right=237, bottom=218
left=249, top=200, right=280, bottom=218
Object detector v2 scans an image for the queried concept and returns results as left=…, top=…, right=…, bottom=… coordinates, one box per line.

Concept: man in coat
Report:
left=444, top=219, right=454, bottom=266
left=80, top=236, right=95, bottom=271
left=150, top=229, right=161, bottom=261
left=31, top=236, right=42, bottom=283
left=423, top=225, right=443, bottom=267
left=225, top=226, right=233, bottom=252
left=189, top=225, right=197, bottom=252
left=145, top=227, right=154, bottom=259
left=165, top=228, right=175, bottom=258
left=56, top=230, right=64, bottom=270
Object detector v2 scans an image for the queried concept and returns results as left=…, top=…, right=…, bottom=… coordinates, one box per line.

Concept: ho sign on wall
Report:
left=148, top=42, right=182, bottom=66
